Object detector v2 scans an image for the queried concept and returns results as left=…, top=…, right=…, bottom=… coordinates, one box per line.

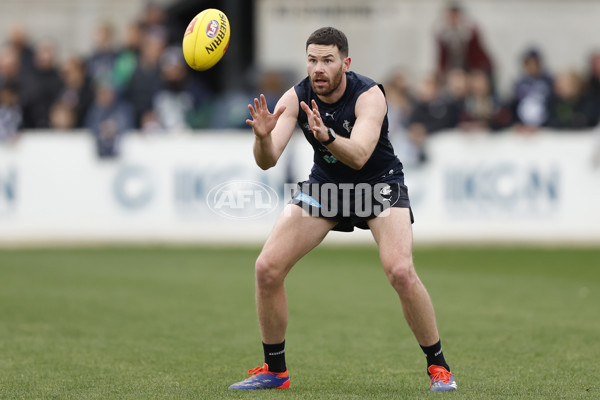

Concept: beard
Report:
left=310, top=64, right=344, bottom=97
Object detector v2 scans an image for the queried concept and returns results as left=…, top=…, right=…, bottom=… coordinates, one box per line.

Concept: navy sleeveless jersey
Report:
left=294, top=71, right=402, bottom=184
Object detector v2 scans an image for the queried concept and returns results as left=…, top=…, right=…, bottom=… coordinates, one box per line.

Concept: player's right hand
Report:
left=246, top=94, right=286, bottom=138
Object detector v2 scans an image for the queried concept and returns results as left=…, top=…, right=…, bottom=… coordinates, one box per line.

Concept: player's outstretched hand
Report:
left=246, top=94, right=286, bottom=138
left=300, top=100, right=328, bottom=142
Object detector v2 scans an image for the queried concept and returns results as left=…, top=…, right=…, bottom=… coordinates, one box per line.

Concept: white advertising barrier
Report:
left=0, top=132, right=289, bottom=244
left=1, top=130, right=599, bottom=244
left=406, top=131, right=600, bottom=243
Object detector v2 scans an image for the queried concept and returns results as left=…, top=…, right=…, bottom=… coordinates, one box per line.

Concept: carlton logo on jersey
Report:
left=343, top=120, right=353, bottom=133
left=206, top=20, right=219, bottom=38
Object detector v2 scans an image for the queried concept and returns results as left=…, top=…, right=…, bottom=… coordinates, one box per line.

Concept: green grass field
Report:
left=0, top=246, right=598, bottom=399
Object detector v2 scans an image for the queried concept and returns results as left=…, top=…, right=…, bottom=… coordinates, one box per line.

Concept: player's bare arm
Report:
left=300, top=85, right=385, bottom=170
left=247, top=90, right=299, bottom=170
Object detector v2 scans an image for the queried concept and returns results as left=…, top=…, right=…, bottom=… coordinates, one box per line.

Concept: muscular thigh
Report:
left=367, top=207, right=414, bottom=270
left=259, top=204, right=337, bottom=274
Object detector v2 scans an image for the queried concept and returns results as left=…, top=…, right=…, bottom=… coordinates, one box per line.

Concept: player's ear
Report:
left=343, top=57, right=351, bottom=72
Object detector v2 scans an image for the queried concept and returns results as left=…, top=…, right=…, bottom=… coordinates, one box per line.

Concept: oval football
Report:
left=182, top=8, right=230, bottom=71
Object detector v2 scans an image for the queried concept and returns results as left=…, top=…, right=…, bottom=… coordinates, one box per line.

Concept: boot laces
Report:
left=429, top=365, right=454, bottom=384
left=248, top=363, right=269, bottom=376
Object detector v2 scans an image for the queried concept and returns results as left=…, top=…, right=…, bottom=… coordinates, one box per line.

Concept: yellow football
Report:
left=182, top=9, right=230, bottom=71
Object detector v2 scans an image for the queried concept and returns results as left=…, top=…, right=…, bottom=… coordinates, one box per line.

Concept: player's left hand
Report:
left=300, top=100, right=329, bottom=142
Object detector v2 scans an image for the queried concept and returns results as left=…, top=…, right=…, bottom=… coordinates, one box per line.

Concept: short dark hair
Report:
left=306, top=27, right=349, bottom=58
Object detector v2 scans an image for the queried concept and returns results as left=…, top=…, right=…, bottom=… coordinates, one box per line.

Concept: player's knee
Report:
left=255, top=255, right=285, bottom=290
left=384, top=258, right=417, bottom=293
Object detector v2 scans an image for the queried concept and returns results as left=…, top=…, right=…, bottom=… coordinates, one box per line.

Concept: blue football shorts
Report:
left=289, top=168, right=413, bottom=232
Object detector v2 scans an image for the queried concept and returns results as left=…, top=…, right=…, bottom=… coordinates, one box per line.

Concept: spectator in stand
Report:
left=139, top=110, right=162, bottom=134
left=125, top=28, right=166, bottom=128
left=23, top=40, right=63, bottom=129
left=0, top=83, right=22, bottom=142
left=258, top=70, right=288, bottom=113
left=510, top=48, right=553, bottom=133
left=0, top=45, right=35, bottom=126
left=459, top=69, right=510, bottom=132
left=407, top=75, right=458, bottom=162
left=211, top=69, right=287, bottom=129
left=384, top=69, right=421, bottom=166
left=87, top=22, right=118, bottom=85
left=442, top=68, right=468, bottom=122
left=49, top=101, right=76, bottom=130
left=59, top=56, right=94, bottom=128
left=113, top=21, right=143, bottom=92
left=409, top=75, right=459, bottom=134
left=141, top=2, right=167, bottom=31
left=7, top=23, right=35, bottom=73
left=435, top=2, right=493, bottom=86
left=385, top=69, right=415, bottom=132
left=545, top=70, right=588, bottom=130
left=0, top=45, right=21, bottom=87
left=140, top=2, right=173, bottom=42
left=85, top=83, right=133, bottom=158
left=584, top=51, right=600, bottom=126
left=152, top=46, right=213, bottom=131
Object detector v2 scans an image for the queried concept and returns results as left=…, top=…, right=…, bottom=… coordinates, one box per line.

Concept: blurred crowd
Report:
left=386, top=2, right=600, bottom=166
left=2, top=2, right=600, bottom=161
left=0, top=3, right=277, bottom=156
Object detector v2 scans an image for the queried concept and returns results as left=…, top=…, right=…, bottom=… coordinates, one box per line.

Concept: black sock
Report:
left=420, top=340, right=450, bottom=374
left=263, top=341, right=286, bottom=372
